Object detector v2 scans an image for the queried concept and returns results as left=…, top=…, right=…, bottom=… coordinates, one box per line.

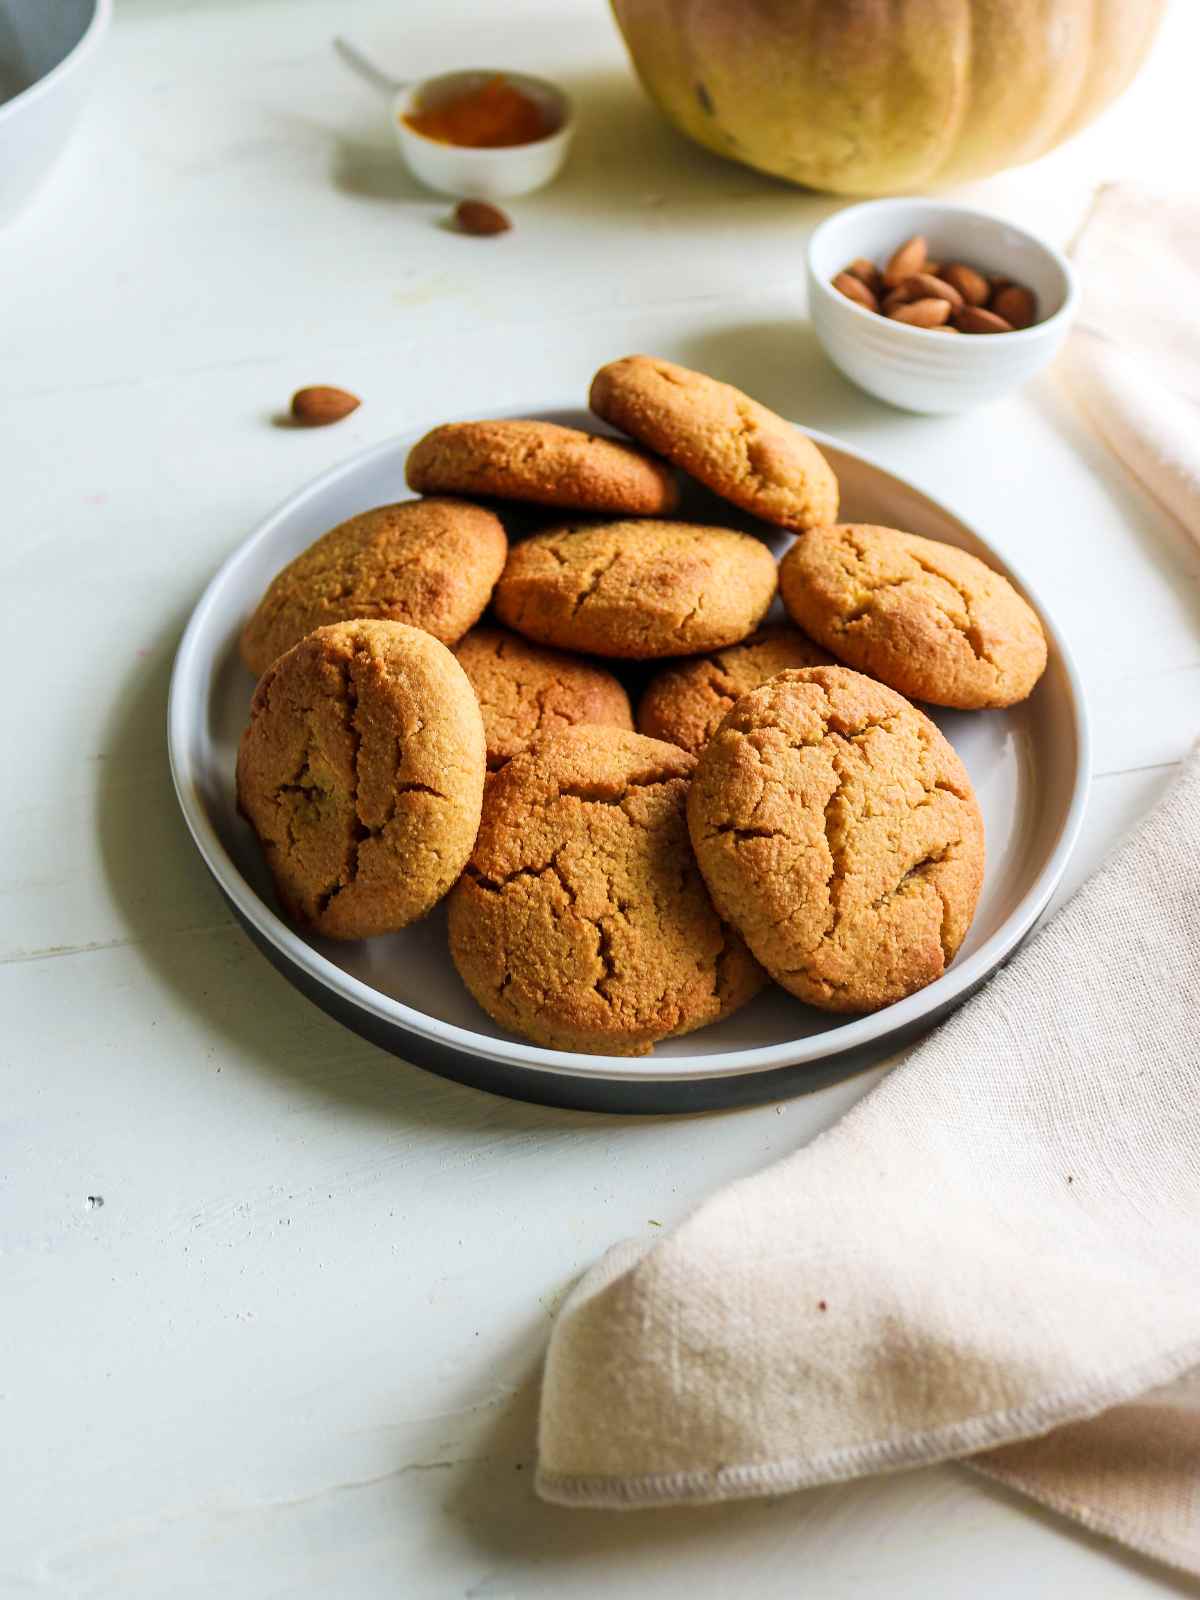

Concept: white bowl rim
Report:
left=167, top=407, right=1091, bottom=1086
left=0, top=0, right=112, bottom=127
left=808, top=197, right=1079, bottom=346
left=394, top=68, right=574, bottom=155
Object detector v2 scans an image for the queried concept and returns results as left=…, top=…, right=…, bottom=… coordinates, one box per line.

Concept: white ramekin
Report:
left=807, top=199, right=1078, bottom=414
left=393, top=69, right=573, bottom=201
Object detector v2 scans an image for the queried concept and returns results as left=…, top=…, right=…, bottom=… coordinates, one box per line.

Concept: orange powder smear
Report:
left=402, top=76, right=551, bottom=149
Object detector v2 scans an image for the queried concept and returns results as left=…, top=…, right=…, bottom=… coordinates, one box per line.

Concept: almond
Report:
left=833, top=271, right=879, bottom=312
left=903, top=272, right=964, bottom=311
left=845, top=257, right=883, bottom=296
left=883, top=234, right=927, bottom=287
left=942, top=262, right=990, bottom=307
left=956, top=306, right=1014, bottom=335
left=454, top=199, right=512, bottom=236
left=888, top=297, right=951, bottom=328
left=882, top=278, right=921, bottom=309
left=991, top=283, right=1038, bottom=329
left=290, top=386, right=361, bottom=426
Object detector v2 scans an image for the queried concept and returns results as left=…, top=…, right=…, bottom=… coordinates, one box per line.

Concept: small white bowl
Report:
left=807, top=199, right=1077, bottom=414
left=0, top=0, right=111, bottom=225
left=393, top=69, right=573, bottom=201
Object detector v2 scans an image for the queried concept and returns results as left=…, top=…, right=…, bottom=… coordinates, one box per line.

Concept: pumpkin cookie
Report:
left=493, top=520, right=777, bottom=659
left=237, top=620, right=485, bottom=940
left=688, top=666, right=984, bottom=1013
left=638, top=624, right=833, bottom=755
left=589, top=355, right=838, bottom=531
left=448, top=725, right=765, bottom=1055
left=405, top=420, right=679, bottom=515
left=456, top=626, right=634, bottom=770
left=780, top=523, right=1047, bottom=709
left=240, top=498, right=507, bottom=679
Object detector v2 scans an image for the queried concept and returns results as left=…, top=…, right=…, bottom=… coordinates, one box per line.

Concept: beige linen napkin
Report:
left=538, top=748, right=1200, bottom=1571
left=1060, top=183, right=1200, bottom=540
left=536, top=187, right=1200, bottom=1573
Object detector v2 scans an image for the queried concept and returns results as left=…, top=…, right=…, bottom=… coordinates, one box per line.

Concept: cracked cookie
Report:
left=236, top=619, right=485, bottom=940
left=447, top=725, right=766, bottom=1055
left=240, top=498, right=507, bottom=679
left=589, top=355, right=838, bottom=531
left=493, top=520, right=777, bottom=659
left=779, top=523, right=1047, bottom=710
left=456, top=626, right=633, bottom=771
left=688, top=666, right=984, bottom=1013
left=638, top=624, right=833, bottom=756
left=405, top=419, right=679, bottom=516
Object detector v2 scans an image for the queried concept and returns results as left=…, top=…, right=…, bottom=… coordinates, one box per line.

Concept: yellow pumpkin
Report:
left=610, top=0, right=1165, bottom=195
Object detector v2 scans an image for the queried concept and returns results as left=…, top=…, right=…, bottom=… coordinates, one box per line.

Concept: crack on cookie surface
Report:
left=689, top=669, right=983, bottom=1012
left=238, top=623, right=484, bottom=938
left=314, top=654, right=364, bottom=915
left=449, top=729, right=764, bottom=1053
left=457, top=628, right=633, bottom=770
left=908, top=551, right=998, bottom=677
left=782, top=526, right=1046, bottom=710
left=569, top=547, right=626, bottom=617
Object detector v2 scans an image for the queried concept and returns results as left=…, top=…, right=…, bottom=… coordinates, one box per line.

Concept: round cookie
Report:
left=448, top=725, right=766, bottom=1055
left=493, top=520, right=777, bottom=660
left=589, top=355, right=838, bottom=531
left=456, top=627, right=634, bottom=770
left=240, top=498, right=507, bottom=679
left=237, top=620, right=485, bottom=940
left=687, top=666, right=984, bottom=1013
left=405, top=419, right=679, bottom=516
left=638, top=624, right=833, bottom=755
left=779, top=523, right=1047, bottom=710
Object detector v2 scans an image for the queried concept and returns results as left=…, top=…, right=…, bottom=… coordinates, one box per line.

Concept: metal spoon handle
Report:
left=333, top=37, right=408, bottom=97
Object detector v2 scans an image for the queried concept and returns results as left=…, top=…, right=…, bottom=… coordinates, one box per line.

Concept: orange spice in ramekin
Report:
left=402, top=75, right=552, bottom=148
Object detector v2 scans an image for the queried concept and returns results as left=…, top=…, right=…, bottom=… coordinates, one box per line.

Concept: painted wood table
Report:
left=3, top=1, right=1198, bottom=1594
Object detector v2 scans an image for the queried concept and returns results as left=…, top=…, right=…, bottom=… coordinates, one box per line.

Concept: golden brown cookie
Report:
left=589, top=355, right=838, bottom=531
left=456, top=626, right=634, bottom=770
left=779, top=524, right=1047, bottom=709
left=637, top=624, right=833, bottom=755
left=236, top=620, right=485, bottom=940
left=405, top=419, right=679, bottom=515
left=448, top=725, right=765, bottom=1055
left=240, top=499, right=507, bottom=679
left=493, top=520, right=777, bottom=659
left=688, top=666, right=984, bottom=1013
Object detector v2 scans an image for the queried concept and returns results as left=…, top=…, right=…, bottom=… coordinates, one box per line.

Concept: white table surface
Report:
left=4, top=2, right=1199, bottom=1595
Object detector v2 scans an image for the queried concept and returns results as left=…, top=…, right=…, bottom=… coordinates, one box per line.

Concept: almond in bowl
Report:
left=837, top=234, right=1040, bottom=335
left=806, top=199, right=1077, bottom=413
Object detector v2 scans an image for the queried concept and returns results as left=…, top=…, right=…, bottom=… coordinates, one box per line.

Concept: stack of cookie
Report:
left=236, top=356, right=1048, bottom=1056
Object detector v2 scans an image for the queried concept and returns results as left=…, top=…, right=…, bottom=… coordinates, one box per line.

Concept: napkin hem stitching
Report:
left=536, top=1333, right=1200, bottom=1508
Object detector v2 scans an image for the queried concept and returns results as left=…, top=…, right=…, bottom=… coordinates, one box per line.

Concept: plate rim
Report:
left=167, top=408, right=1092, bottom=1086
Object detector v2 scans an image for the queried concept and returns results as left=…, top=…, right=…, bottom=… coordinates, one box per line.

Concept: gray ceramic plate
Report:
left=167, top=408, right=1090, bottom=1113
